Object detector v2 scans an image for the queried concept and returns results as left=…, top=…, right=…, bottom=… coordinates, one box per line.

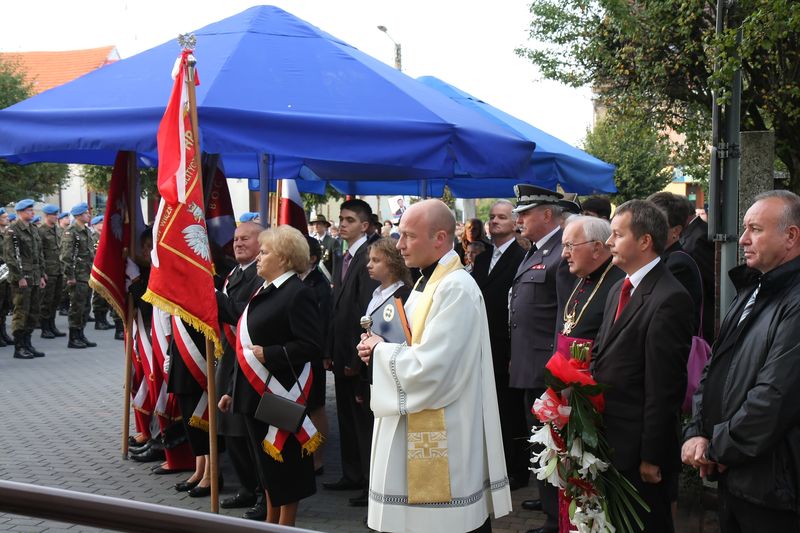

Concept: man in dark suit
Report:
left=310, top=214, right=336, bottom=280
left=215, top=222, right=265, bottom=516
left=681, top=209, right=715, bottom=342
left=592, top=200, right=695, bottom=532
left=508, top=185, right=575, bottom=533
left=471, top=200, right=528, bottom=491
left=324, top=199, right=380, bottom=506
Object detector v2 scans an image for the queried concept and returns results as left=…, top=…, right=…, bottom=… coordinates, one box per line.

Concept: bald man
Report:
left=358, top=200, right=511, bottom=533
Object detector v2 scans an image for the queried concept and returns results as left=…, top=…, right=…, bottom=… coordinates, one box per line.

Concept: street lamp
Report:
left=377, top=25, right=402, bottom=71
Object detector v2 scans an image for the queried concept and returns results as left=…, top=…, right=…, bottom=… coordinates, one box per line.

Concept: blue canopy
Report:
left=0, top=5, right=534, bottom=189
left=418, top=76, right=617, bottom=194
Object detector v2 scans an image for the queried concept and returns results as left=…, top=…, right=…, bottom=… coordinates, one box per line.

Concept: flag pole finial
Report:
left=178, top=33, right=197, bottom=50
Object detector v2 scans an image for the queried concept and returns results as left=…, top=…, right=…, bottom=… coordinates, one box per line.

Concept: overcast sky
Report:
left=1, top=0, right=594, bottom=146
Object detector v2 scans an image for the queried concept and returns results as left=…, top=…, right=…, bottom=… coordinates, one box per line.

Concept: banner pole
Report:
left=121, top=151, right=137, bottom=459
left=185, top=45, right=219, bottom=515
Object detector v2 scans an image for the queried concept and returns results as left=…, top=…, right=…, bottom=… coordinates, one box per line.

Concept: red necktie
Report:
left=614, top=278, right=633, bottom=322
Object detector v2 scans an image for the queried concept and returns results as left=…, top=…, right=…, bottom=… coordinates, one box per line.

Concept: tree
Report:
left=517, top=0, right=800, bottom=190
left=0, top=57, right=69, bottom=205
left=583, top=110, right=673, bottom=203
left=301, top=183, right=344, bottom=213
left=81, top=164, right=158, bottom=197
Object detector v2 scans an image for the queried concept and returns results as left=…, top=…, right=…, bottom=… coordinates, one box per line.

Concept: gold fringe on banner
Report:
left=142, top=290, right=223, bottom=357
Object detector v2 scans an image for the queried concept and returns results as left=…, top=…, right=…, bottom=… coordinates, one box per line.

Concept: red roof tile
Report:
left=0, top=46, right=118, bottom=95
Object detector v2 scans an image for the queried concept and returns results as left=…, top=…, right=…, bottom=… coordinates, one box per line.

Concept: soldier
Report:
left=57, top=212, right=71, bottom=316
left=89, top=215, right=113, bottom=330
left=0, top=207, right=13, bottom=348
left=61, top=203, right=97, bottom=349
left=38, top=204, right=66, bottom=339
left=3, top=199, right=47, bottom=359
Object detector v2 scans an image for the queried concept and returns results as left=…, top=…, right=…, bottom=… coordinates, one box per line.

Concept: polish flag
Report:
left=278, top=179, right=308, bottom=234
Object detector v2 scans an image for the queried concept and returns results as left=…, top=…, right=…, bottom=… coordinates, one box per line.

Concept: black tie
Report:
left=525, top=243, right=538, bottom=261
left=228, top=265, right=243, bottom=287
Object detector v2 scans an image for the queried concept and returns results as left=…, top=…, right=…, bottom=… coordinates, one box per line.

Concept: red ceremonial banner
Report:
left=144, top=49, right=221, bottom=356
left=206, top=165, right=236, bottom=258
left=89, top=151, right=133, bottom=324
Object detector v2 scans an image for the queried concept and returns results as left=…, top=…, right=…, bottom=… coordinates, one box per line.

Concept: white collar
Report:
left=262, top=270, right=295, bottom=289
left=346, top=234, right=368, bottom=257
left=367, top=280, right=405, bottom=316
left=626, top=256, right=661, bottom=293
left=493, top=237, right=514, bottom=255
left=535, top=226, right=560, bottom=251
left=239, top=259, right=256, bottom=271
left=439, top=248, right=459, bottom=265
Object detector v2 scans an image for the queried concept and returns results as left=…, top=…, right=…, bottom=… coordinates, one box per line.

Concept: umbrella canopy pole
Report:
left=258, top=153, right=271, bottom=227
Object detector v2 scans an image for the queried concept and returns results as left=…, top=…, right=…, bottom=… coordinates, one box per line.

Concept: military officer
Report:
left=56, top=212, right=71, bottom=316
left=89, top=215, right=113, bottom=330
left=38, top=204, right=66, bottom=339
left=3, top=199, right=47, bottom=359
left=61, top=203, right=96, bottom=349
left=0, top=207, right=13, bottom=348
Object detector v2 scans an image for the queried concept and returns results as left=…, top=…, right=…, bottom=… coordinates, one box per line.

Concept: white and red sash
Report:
left=131, top=310, right=153, bottom=415
left=172, top=316, right=210, bottom=431
left=152, top=308, right=179, bottom=420
left=235, top=291, right=321, bottom=462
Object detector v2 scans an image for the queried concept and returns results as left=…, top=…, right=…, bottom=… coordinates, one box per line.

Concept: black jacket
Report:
left=684, top=256, right=800, bottom=511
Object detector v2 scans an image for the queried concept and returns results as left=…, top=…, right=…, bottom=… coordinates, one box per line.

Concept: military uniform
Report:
left=89, top=226, right=113, bottom=329
left=3, top=201, right=46, bottom=359
left=61, top=216, right=96, bottom=348
left=38, top=219, right=66, bottom=338
left=0, top=217, right=13, bottom=347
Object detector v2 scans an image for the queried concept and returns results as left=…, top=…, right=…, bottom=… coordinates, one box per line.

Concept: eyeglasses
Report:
left=563, top=240, right=597, bottom=252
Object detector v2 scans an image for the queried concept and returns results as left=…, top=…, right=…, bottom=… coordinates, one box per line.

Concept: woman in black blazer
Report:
left=218, top=225, right=322, bottom=527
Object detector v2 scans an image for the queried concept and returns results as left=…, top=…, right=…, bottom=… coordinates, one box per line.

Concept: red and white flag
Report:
left=145, top=49, right=221, bottom=356
left=277, top=179, right=308, bottom=234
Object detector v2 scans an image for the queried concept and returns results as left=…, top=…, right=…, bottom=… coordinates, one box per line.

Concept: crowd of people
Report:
left=0, top=200, right=121, bottom=360
left=5, top=182, right=800, bottom=533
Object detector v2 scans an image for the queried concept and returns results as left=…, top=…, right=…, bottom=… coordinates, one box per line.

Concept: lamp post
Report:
left=377, top=25, right=402, bottom=71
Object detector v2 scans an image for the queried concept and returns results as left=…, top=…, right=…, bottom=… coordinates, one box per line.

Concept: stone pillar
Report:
left=738, top=131, right=775, bottom=261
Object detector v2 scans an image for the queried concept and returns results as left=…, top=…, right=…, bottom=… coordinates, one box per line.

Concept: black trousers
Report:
left=333, top=374, right=373, bottom=483
left=719, top=479, right=800, bottom=533
left=524, top=387, right=558, bottom=532
left=497, top=381, right=529, bottom=484
left=620, top=468, right=675, bottom=533
left=225, top=434, right=258, bottom=494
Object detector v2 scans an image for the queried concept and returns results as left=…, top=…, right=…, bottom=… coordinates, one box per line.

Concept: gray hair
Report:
left=754, top=190, right=800, bottom=231
left=567, top=215, right=612, bottom=244
left=491, top=199, right=517, bottom=220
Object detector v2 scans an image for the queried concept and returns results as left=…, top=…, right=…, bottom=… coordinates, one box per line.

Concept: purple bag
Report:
left=678, top=251, right=712, bottom=413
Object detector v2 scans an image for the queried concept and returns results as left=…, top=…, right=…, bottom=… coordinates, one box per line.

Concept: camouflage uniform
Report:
left=61, top=221, right=96, bottom=348
left=3, top=217, right=45, bottom=357
left=0, top=224, right=13, bottom=346
left=90, top=229, right=112, bottom=329
left=38, top=222, right=65, bottom=338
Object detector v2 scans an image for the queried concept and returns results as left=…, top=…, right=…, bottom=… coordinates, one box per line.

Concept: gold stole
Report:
left=406, top=254, right=463, bottom=504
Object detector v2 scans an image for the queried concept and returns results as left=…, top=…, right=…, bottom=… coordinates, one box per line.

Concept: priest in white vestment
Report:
left=358, top=199, right=512, bottom=533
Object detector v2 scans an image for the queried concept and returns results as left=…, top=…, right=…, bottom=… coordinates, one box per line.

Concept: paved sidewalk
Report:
left=0, top=315, right=547, bottom=532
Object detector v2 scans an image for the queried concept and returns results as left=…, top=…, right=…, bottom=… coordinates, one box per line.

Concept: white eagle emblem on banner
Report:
left=182, top=225, right=211, bottom=261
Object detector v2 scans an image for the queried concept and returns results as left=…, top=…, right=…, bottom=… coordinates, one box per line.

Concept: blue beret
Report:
left=32, top=215, right=41, bottom=224
left=8, top=214, right=16, bottom=221
left=15, top=198, right=34, bottom=211
left=70, top=202, right=89, bottom=216
left=0, top=208, right=5, bottom=216
left=42, top=204, right=59, bottom=215
left=58, top=212, right=70, bottom=220
left=91, top=215, right=104, bottom=225
left=239, top=212, right=259, bottom=222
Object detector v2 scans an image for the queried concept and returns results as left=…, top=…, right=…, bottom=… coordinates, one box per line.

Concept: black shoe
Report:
left=348, top=489, right=368, bottom=507
left=24, top=332, right=45, bottom=357
left=40, top=320, right=55, bottom=339
left=13, top=341, right=35, bottom=359
left=175, top=479, right=200, bottom=492
left=521, top=499, right=543, bottom=511
left=59, top=308, right=69, bottom=316
left=129, top=441, right=153, bottom=454
left=68, top=328, right=87, bottom=349
left=243, top=502, right=267, bottom=521
left=315, top=466, right=325, bottom=477
left=323, top=477, right=364, bottom=491
left=115, top=329, right=125, bottom=340
left=79, top=328, right=97, bottom=348
left=188, top=484, right=211, bottom=498
left=130, top=447, right=165, bottom=463
left=87, top=314, right=95, bottom=322
left=0, top=323, right=13, bottom=345
left=95, top=319, right=113, bottom=330
left=221, top=491, right=257, bottom=509
left=128, top=435, right=146, bottom=447
left=50, top=319, right=66, bottom=337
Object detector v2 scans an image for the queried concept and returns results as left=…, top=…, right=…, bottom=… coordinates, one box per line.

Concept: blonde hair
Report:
left=258, top=225, right=310, bottom=273
left=368, top=238, right=412, bottom=286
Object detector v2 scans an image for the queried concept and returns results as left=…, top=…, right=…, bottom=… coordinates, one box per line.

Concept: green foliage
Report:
left=300, top=183, right=344, bottom=213
left=518, top=0, right=800, bottom=190
left=0, top=57, right=69, bottom=205
left=583, top=111, right=674, bottom=202
left=80, top=164, right=158, bottom=197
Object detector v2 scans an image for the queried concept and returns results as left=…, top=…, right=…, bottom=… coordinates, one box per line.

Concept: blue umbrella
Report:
left=0, top=5, right=533, bottom=187
left=418, top=76, right=617, bottom=194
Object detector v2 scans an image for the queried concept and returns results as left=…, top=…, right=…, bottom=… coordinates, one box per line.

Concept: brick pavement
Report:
left=0, top=315, right=548, bottom=532
left=0, top=315, right=719, bottom=532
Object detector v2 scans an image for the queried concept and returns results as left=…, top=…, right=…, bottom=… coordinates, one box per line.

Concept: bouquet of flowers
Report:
left=530, top=342, right=649, bottom=533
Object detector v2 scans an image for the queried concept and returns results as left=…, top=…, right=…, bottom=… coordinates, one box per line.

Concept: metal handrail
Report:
left=0, top=480, right=318, bottom=533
